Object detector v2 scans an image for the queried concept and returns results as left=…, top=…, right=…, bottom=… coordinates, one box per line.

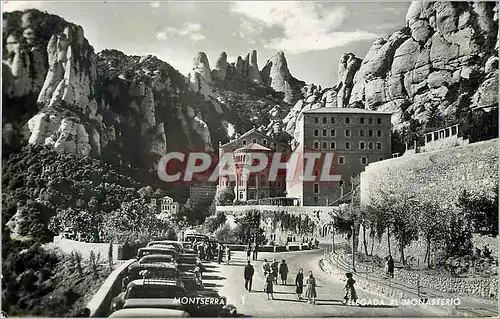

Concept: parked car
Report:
left=109, top=308, right=190, bottom=318
left=110, top=279, right=237, bottom=317
left=137, top=247, right=178, bottom=259
left=127, top=263, right=186, bottom=288
left=147, top=241, right=184, bottom=252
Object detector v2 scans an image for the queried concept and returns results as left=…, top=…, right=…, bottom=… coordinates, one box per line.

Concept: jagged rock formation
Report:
left=261, top=51, right=306, bottom=104
left=188, top=52, right=213, bottom=96
left=349, top=1, right=499, bottom=130
left=2, top=9, right=228, bottom=167
left=212, top=52, right=228, bottom=81
left=283, top=1, right=499, bottom=138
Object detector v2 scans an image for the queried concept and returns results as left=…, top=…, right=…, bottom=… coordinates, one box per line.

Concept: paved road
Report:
left=202, top=247, right=443, bottom=317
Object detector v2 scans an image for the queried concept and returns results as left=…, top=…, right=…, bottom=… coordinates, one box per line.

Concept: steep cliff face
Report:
left=283, top=1, right=498, bottom=143
left=261, top=51, right=306, bottom=104
left=2, top=9, right=227, bottom=168
left=348, top=1, right=499, bottom=131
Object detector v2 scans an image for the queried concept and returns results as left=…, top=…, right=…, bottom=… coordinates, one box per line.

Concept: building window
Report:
left=166, top=205, right=170, bottom=210
left=376, top=142, right=382, bottom=150
left=368, top=130, right=373, bottom=137
left=377, top=130, right=382, bottom=137
left=360, top=130, right=364, bottom=137
left=314, top=141, right=319, bottom=149
left=345, top=117, right=350, bottom=124
left=322, top=141, right=328, bottom=149
left=242, top=140, right=247, bottom=145
left=330, top=129, right=336, bottom=137
left=360, top=117, right=365, bottom=124
left=345, top=129, right=351, bottom=137
left=322, top=117, right=327, bottom=124
left=322, top=129, right=327, bottom=137
left=361, top=157, right=368, bottom=165
left=345, top=142, right=351, bottom=150
left=368, top=118, right=373, bottom=124
left=338, top=156, right=345, bottom=164
left=378, top=157, right=384, bottom=161
left=313, top=183, right=320, bottom=194
left=314, top=129, right=319, bottom=137
left=263, top=139, right=267, bottom=145
left=314, top=196, right=319, bottom=204
left=239, top=192, right=243, bottom=199
left=359, top=142, right=365, bottom=150
left=272, top=142, right=276, bottom=148
left=340, top=180, right=344, bottom=187
left=330, top=142, right=336, bottom=149
left=377, top=118, right=382, bottom=125
left=315, top=117, right=319, bottom=124
left=330, top=117, right=335, bottom=124
left=253, top=139, right=257, bottom=143
left=368, top=142, right=374, bottom=150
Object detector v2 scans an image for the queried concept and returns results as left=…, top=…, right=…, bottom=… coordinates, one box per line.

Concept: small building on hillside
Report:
left=151, top=196, right=179, bottom=220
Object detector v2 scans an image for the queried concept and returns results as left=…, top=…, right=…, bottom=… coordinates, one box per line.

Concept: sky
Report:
left=3, top=1, right=410, bottom=88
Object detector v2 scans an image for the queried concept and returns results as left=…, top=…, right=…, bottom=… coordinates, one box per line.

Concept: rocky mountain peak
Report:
left=261, top=50, right=306, bottom=104
left=212, top=51, right=228, bottom=81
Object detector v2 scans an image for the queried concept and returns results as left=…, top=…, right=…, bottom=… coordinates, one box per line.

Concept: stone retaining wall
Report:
left=85, top=259, right=136, bottom=317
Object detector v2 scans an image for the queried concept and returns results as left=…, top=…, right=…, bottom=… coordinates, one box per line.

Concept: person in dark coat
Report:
left=264, top=272, right=274, bottom=300
left=271, top=259, right=279, bottom=284
left=252, top=242, right=259, bottom=261
left=278, top=260, right=289, bottom=285
left=386, top=255, right=394, bottom=278
left=217, top=244, right=223, bottom=264
left=244, top=260, right=254, bottom=292
left=343, top=272, right=358, bottom=305
left=295, top=268, right=304, bottom=300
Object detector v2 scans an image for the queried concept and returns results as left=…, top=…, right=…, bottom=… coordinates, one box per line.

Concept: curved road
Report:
left=203, top=247, right=442, bottom=317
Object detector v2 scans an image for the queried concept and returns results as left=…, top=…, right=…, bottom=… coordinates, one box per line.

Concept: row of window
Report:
left=337, top=156, right=383, bottom=165
left=239, top=191, right=267, bottom=199
left=220, top=180, right=283, bottom=188
left=313, top=141, right=383, bottom=150
left=161, top=205, right=177, bottom=211
left=314, top=116, right=383, bottom=125
left=313, top=129, right=383, bottom=138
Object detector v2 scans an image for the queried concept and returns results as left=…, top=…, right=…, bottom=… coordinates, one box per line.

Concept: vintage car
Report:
left=126, top=263, right=186, bottom=287
left=108, top=308, right=190, bottom=317
left=110, top=279, right=237, bottom=317
left=137, top=247, right=178, bottom=259
left=147, top=241, right=184, bottom=252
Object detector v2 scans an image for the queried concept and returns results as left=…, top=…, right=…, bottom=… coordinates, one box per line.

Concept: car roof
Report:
left=139, top=254, right=175, bottom=260
left=148, top=241, right=182, bottom=246
left=139, top=247, right=176, bottom=252
left=109, top=308, right=190, bottom=318
left=131, top=262, right=177, bottom=269
left=128, top=279, right=184, bottom=288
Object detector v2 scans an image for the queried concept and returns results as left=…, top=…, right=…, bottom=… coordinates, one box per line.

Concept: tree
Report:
left=232, top=211, right=266, bottom=245
left=457, top=185, right=498, bottom=237
left=417, top=202, right=449, bottom=268
left=204, top=211, right=227, bottom=233
left=214, top=187, right=235, bottom=205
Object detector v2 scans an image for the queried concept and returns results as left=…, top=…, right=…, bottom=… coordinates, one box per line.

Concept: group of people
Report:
left=193, top=241, right=232, bottom=265
left=244, top=242, right=260, bottom=261
left=242, top=259, right=358, bottom=305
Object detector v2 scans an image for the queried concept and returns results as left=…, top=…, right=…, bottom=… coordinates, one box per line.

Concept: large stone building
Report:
left=218, top=128, right=290, bottom=203
left=287, top=107, right=392, bottom=206
left=189, top=182, right=217, bottom=205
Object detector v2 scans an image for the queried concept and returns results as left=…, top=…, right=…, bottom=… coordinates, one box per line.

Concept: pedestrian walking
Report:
left=278, top=260, right=289, bottom=285
left=387, top=255, right=394, bottom=278
left=264, top=271, right=274, bottom=300
left=343, top=273, right=358, bottom=305
left=315, top=238, right=319, bottom=249
left=245, top=243, right=252, bottom=260
left=271, top=259, right=279, bottom=284
left=262, top=259, right=271, bottom=275
left=217, top=244, right=223, bottom=264
left=225, top=245, right=231, bottom=265
left=252, top=242, right=259, bottom=261
left=304, top=271, right=317, bottom=304
left=244, top=260, right=254, bottom=292
left=295, top=268, right=304, bottom=300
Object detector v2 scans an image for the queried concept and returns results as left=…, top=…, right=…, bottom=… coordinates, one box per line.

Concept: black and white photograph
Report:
left=1, top=1, right=498, bottom=317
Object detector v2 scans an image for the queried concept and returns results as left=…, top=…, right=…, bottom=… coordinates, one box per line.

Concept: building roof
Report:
left=302, top=107, right=393, bottom=115
left=234, top=142, right=272, bottom=152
